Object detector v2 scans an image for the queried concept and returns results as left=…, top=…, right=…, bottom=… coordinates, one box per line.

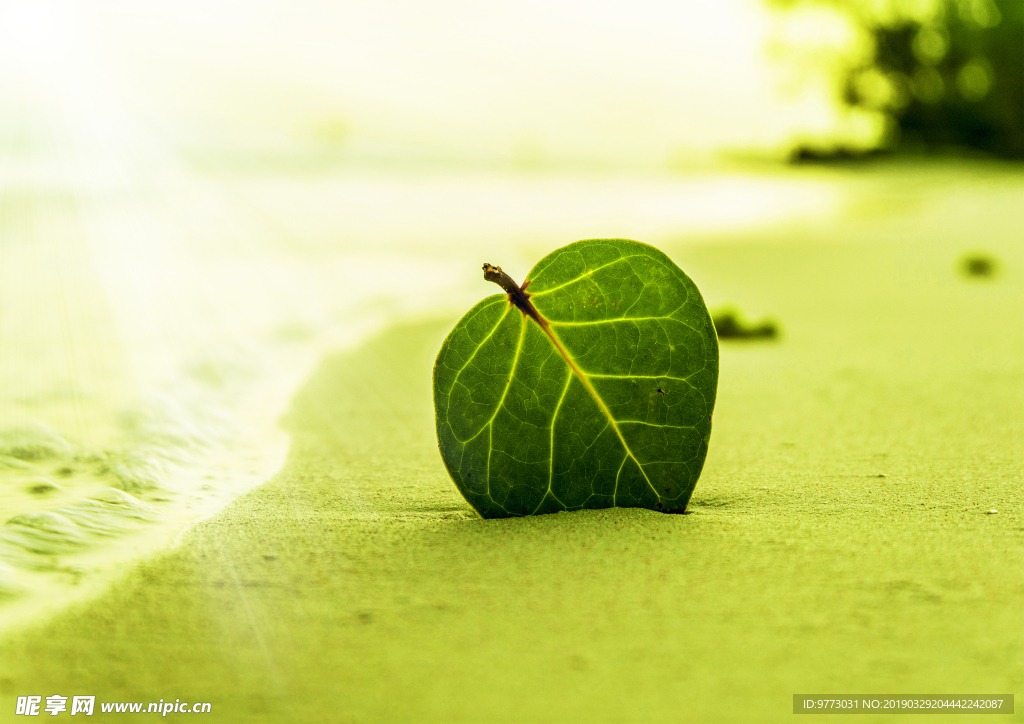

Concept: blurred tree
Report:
left=771, top=0, right=1023, bottom=159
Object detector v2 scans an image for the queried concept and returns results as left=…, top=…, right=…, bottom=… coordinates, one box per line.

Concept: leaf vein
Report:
left=483, top=315, right=528, bottom=489
left=538, top=322, right=662, bottom=502
left=445, top=300, right=512, bottom=400
left=534, top=371, right=574, bottom=515
left=527, top=254, right=646, bottom=297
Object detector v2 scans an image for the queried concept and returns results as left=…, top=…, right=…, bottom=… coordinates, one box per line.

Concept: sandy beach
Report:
left=2, top=168, right=1021, bottom=721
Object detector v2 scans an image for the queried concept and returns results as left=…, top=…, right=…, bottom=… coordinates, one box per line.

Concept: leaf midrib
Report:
left=531, top=315, right=661, bottom=503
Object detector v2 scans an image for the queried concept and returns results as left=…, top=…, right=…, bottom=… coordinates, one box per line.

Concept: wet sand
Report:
left=1, top=222, right=1021, bottom=722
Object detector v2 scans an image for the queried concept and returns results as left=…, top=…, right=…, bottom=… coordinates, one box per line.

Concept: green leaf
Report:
left=433, top=239, right=719, bottom=518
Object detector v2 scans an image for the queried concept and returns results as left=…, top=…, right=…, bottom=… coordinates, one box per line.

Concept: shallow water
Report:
left=1, top=143, right=1021, bottom=632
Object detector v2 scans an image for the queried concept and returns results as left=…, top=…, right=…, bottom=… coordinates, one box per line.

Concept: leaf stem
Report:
left=482, top=264, right=541, bottom=323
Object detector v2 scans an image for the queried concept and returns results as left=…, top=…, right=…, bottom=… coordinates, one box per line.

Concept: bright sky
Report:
left=0, top=0, right=876, bottom=165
